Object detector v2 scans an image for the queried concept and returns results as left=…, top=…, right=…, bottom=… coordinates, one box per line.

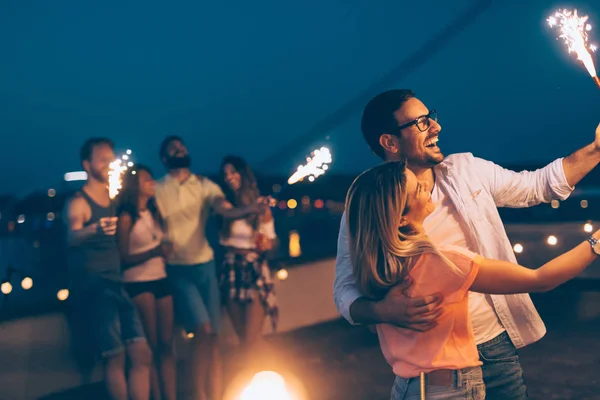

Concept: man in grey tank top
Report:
left=64, top=138, right=151, bottom=400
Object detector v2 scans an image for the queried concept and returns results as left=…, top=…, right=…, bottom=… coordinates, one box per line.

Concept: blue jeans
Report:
left=167, top=261, right=222, bottom=334
left=478, top=331, right=528, bottom=400
left=391, top=366, right=485, bottom=400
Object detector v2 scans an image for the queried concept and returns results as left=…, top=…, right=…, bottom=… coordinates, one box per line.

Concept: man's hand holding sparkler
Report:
left=594, top=123, right=600, bottom=151
left=97, top=216, right=119, bottom=236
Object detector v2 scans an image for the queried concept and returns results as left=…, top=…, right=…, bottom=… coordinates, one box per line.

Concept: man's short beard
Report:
left=88, top=167, right=107, bottom=184
left=164, top=154, right=191, bottom=169
left=427, top=154, right=445, bottom=166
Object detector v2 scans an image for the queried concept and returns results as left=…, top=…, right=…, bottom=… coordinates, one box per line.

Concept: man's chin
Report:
left=427, top=151, right=445, bottom=165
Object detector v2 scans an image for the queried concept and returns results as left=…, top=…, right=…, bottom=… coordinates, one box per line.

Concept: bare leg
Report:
left=104, top=352, right=128, bottom=400
left=225, top=300, right=249, bottom=376
left=156, top=295, right=177, bottom=400
left=243, top=300, right=267, bottom=370
left=243, top=299, right=265, bottom=346
left=226, top=300, right=246, bottom=344
left=132, top=292, right=161, bottom=400
left=126, top=340, right=152, bottom=400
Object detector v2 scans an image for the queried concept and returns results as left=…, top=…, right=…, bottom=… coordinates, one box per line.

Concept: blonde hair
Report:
left=345, top=161, right=454, bottom=300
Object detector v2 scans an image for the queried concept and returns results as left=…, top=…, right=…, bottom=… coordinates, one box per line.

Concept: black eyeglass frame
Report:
left=394, top=109, right=438, bottom=133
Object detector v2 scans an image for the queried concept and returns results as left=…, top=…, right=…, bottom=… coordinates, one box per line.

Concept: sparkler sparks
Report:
left=287, top=147, right=332, bottom=185
left=547, top=9, right=599, bottom=87
left=108, top=152, right=133, bottom=199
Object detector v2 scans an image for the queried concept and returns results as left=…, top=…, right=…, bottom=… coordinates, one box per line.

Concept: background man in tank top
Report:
left=64, top=137, right=152, bottom=400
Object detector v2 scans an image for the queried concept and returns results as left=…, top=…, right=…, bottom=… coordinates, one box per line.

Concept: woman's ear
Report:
left=399, top=217, right=409, bottom=227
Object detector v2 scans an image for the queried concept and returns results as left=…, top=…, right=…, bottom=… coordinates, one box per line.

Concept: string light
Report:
left=1, top=282, right=12, bottom=295
left=21, top=277, right=33, bottom=290
left=57, top=289, right=69, bottom=301
left=276, top=269, right=289, bottom=281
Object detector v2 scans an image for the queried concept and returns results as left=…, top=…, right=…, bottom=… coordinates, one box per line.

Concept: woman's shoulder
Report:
left=410, top=246, right=479, bottom=274
left=438, top=244, right=479, bottom=260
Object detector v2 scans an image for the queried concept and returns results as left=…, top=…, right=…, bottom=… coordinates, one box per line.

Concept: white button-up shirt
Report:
left=155, top=174, right=225, bottom=266
left=334, top=152, right=574, bottom=349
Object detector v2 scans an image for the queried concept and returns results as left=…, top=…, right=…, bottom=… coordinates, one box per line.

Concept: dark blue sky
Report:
left=1, top=1, right=598, bottom=196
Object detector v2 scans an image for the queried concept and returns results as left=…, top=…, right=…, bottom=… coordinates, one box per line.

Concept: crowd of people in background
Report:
left=64, top=135, right=276, bottom=400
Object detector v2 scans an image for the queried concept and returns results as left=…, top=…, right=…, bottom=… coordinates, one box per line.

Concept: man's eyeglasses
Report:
left=396, top=110, right=438, bottom=133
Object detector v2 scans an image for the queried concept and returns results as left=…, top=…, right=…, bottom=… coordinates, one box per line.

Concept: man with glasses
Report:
left=334, top=89, right=600, bottom=399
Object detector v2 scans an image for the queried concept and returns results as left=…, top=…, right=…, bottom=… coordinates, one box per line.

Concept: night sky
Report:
left=1, top=1, right=598, bottom=196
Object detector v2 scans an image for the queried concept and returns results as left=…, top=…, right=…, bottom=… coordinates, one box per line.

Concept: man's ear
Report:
left=379, top=133, right=399, bottom=154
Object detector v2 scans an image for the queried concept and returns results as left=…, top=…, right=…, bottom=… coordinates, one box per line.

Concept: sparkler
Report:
left=547, top=9, right=600, bottom=88
left=267, top=146, right=332, bottom=208
left=286, top=147, right=332, bottom=185
left=108, top=150, right=133, bottom=215
left=257, top=147, right=332, bottom=250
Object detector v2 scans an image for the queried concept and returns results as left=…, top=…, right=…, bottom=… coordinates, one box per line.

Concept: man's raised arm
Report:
left=202, top=176, right=265, bottom=220
left=475, top=123, right=600, bottom=208
left=561, top=124, right=600, bottom=187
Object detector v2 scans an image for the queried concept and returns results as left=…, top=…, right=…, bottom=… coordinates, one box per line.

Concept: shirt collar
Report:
left=164, top=172, right=199, bottom=187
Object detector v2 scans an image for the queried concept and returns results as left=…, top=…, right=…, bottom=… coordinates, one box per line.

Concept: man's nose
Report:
left=430, top=119, right=442, bottom=133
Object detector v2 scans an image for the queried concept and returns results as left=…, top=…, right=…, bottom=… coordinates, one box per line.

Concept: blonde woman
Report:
left=346, top=161, right=600, bottom=400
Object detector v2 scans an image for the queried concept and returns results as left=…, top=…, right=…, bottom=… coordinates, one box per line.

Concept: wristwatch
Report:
left=587, top=236, right=600, bottom=256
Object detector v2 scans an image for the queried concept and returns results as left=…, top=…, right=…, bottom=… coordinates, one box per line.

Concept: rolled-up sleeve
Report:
left=333, top=212, right=363, bottom=325
left=474, top=156, right=574, bottom=207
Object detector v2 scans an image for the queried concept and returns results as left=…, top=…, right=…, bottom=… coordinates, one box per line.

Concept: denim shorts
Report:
left=167, top=260, right=222, bottom=334
left=70, top=278, right=146, bottom=358
left=391, top=366, right=485, bottom=400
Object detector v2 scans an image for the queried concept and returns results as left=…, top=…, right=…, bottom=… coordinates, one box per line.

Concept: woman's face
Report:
left=223, top=163, right=242, bottom=191
left=138, top=170, right=155, bottom=198
left=401, top=169, right=435, bottom=227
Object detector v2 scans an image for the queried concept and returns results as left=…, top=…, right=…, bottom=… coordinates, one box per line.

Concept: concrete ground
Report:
left=43, top=283, right=600, bottom=400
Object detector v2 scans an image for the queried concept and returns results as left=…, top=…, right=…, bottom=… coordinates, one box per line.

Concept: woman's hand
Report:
left=157, top=241, right=174, bottom=260
left=255, top=232, right=273, bottom=252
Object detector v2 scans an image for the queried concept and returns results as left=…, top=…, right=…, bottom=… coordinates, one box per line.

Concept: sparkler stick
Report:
left=547, top=9, right=600, bottom=88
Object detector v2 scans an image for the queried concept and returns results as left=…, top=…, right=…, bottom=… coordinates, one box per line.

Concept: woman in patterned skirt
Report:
left=218, top=155, right=279, bottom=356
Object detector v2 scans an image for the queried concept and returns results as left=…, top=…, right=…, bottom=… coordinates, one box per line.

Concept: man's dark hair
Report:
left=361, top=89, right=415, bottom=159
left=159, top=135, right=184, bottom=160
left=80, top=137, right=114, bottom=165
